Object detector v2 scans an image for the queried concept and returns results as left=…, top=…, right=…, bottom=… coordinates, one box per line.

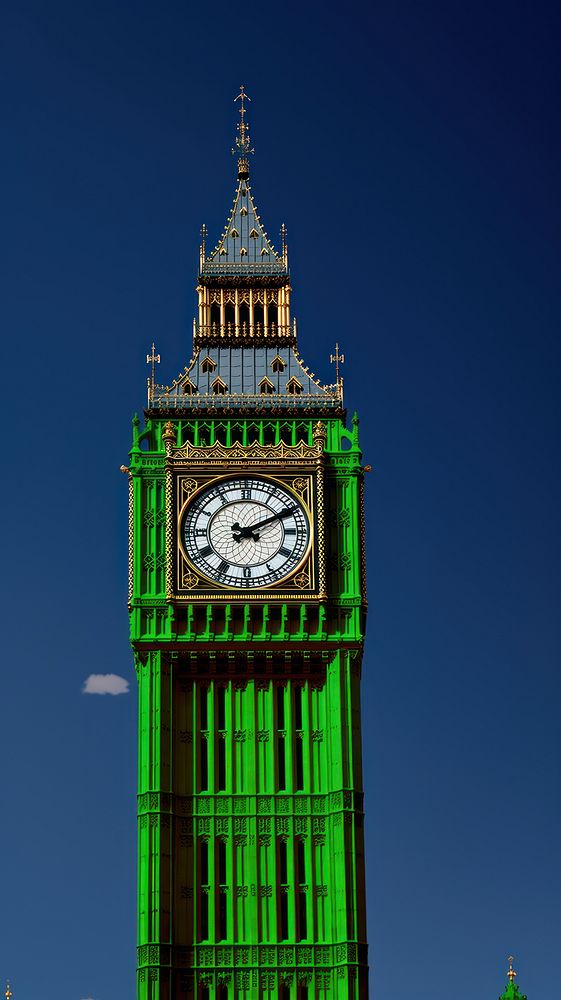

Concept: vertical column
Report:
left=137, top=649, right=172, bottom=1000
left=284, top=284, right=291, bottom=334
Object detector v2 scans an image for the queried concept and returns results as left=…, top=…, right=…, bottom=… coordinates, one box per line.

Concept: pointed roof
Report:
left=199, top=87, right=288, bottom=281
left=201, top=179, right=287, bottom=279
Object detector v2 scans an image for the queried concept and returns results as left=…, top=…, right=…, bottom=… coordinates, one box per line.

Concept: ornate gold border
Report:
left=176, top=472, right=314, bottom=594
left=162, top=422, right=326, bottom=603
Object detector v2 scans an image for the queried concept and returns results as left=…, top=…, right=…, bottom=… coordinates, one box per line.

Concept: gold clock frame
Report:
left=162, top=422, right=327, bottom=602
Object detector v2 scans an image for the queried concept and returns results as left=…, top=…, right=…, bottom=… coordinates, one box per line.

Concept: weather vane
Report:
left=5, top=983, right=13, bottom=1000
left=146, top=342, right=161, bottom=406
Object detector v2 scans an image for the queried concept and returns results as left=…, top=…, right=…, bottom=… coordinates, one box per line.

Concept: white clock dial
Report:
left=181, top=476, right=310, bottom=589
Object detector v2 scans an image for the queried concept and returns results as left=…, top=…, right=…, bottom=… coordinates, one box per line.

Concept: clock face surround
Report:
left=181, top=476, right=311, bottom=589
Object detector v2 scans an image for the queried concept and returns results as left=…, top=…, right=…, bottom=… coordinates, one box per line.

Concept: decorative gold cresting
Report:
left=234, top=85, right=254, bottom=179
left=508, top=957, right=517, bottom=982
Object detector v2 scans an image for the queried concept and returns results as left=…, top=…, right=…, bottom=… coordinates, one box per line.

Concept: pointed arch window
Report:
left=286, top=377, right=303, bottom=395
left=240, top=247, right=248, bottom=256
left=259, top=377, right=274, bottom=395
left=212, top=376, right=228, bottom=395
left=260, top=247, right=270, bottom=256
left=249, top=228, right=259, bottom=239
left=182, top=378, right=197, bottom=395
left=230, top=227, right=239, bottom=238
left=219, top=247, right=228, bottom=256
left=240, top=206, right=248, bottom=217
left=201, top=356, right=217, bottom=374
left=271, top=355, right=286, bottom=373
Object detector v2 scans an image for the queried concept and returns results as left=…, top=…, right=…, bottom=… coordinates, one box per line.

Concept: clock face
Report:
left=181, top=476, right=311, bottom=589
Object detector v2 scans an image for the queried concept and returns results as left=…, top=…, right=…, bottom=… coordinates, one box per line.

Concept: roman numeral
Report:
left=200, top=545, right=212, bottom=558
left=195, top=529, right=207, bottom=536
left=284, top=528, right=296, bottom=536
left=216, top=560, right=230, bottom=576
left=279, top=546, right=291, bottom=557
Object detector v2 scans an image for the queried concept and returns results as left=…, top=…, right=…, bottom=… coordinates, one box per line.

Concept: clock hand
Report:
left=248, top=506, right=296, bottom=532
left=231, top=506, right=295, bottom=541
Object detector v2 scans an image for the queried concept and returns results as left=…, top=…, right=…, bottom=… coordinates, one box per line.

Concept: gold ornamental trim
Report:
left=173, top=469, right=320, bottom=600
left=170, top=435, right=324, bottom=465
left=128, top=474, right=134, bottom=603
left=176, top=472, right=314, bottom=594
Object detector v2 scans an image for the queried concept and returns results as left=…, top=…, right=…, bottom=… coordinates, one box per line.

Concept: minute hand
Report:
left=248, top=506, right=296, bottom=532
left=231, top=506, right=295, bottom=540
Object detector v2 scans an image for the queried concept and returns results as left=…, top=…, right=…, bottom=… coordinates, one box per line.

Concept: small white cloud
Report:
left=83, top=673, right=129, bottom=696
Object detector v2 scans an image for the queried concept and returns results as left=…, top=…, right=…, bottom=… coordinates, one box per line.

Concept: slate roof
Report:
left=200, top=178, right=287, bottom=280
left=152, top=346, right=340, bottom=410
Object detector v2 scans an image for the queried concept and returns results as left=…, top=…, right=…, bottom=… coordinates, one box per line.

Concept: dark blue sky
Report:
left=1, top=1, right=559, bottom=998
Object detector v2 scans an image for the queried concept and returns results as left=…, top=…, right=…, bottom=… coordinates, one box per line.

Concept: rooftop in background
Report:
left=499, top=957, right=528, bottom=1000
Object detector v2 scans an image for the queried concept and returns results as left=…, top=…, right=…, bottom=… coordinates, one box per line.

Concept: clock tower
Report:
left=128, top=90, right=369, bottom=998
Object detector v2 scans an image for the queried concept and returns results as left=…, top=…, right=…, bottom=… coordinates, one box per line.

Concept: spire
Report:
left=234, top=85, right=254, bottom=179
left=199, top=90, right=287, bottom=280
left=499, top=957, right=527, bottom=1000
left=5, top=984, right=13, bottom=1000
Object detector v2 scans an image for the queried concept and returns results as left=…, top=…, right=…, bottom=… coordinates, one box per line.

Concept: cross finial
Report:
left=507, top=957, right=517, bottom=982
left=235, top=85, right=250, bottom=123
left=233, top=85, right=254, bottom=178
left=5, top=983, right=13, bottom=1000
left=146, top=342, right=161, bottom=406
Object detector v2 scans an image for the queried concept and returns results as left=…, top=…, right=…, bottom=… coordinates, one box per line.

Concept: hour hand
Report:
left=231, top=521, right=259, bottom=542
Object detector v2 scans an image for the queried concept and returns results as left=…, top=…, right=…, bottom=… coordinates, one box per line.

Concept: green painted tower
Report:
left=128, top=90, right=369, bottom=998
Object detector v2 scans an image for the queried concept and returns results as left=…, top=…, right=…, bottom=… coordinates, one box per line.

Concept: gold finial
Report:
left=146, top=343, right=161, bottom=406
left=508, top=956, right=517, bottom=982
left=330, top=343, right=345, bottom=386
left=280, top=223, right=287, bottom=263
left=5, top=983, right=13, bottom=1000
left=234, top=85, right=254, bottom=178
left=162, top=420, right=176, bottom=444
